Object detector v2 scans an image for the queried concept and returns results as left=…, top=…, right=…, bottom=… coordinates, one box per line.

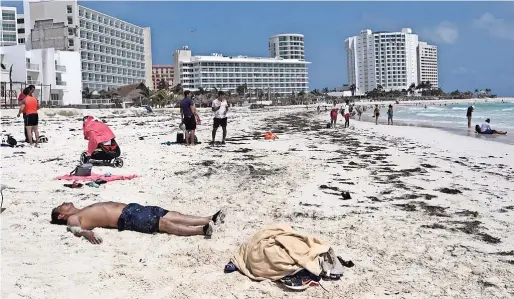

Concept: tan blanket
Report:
left=230, top=224, right=331, bottom=281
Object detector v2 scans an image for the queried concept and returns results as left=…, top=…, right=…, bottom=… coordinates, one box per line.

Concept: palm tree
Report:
left=82, top=87, right=92, bottom=99
left=322, top=87, right=329, bottom=94
left=485, top=88, right=491, bottom=95
left=298, top=90, right=306, bottom=104
left=171, top=83, right=183, bottom=95
left=236, top=84, right=245, bottom=97
left=136, top=82, right=152, bottom=106
left=408, top=83, right=416, bottom=95
left=349, top=84, right=356, bottom=96
left=257, top=89, right=264, bottom=103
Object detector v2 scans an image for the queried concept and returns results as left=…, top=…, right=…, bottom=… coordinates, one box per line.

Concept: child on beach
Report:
left=374, top=105, right=380, bottom=125
left=387, top=105, right=393, bottom=125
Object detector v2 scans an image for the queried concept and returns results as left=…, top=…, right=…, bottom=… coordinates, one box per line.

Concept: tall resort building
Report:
left=1, top=6, right=19, bottom=46
left=173, top=34, right=310, bottom=95
left=22, top=0, right=153, bottom=92
left=345, top=28, right=438, bottom=95
left=417, top=42, right=438, bottom=88
left=269, top=34, right=305, bottom=61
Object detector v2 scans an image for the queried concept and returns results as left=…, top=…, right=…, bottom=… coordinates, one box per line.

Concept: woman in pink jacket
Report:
left=82, top=116, right=121, bottom=162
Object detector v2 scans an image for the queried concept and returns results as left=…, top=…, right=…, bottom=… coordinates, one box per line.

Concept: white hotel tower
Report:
left=174, top=34, right=310, bottom=95
left=269, top=34, right=305, bottom=61
left=345, top=28, right=437, bottom=95
left=22, top=0, right=153, bottom=91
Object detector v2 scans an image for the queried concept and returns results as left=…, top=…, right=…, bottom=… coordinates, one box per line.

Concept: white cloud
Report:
left=473, top=13, right=514, bottom=41
left=422, top=22, right=459, bottom=44
left=451, top=66, right=476, bottom=75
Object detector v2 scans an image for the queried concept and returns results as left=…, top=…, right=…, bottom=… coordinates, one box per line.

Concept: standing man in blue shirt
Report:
left=180, top=90, right=197, bottom=146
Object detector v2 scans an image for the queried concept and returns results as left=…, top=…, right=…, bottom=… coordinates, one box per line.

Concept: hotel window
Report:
left=67, top=5, right=72, bottom=14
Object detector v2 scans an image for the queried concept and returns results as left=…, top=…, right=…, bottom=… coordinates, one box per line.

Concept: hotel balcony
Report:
left=56, top=80, right=67, bottom=86
left=27, top=80, right=41, bottom=85
left=26, top=63, right=40, bottom=71
left=55, top=65, right=67, bottom=72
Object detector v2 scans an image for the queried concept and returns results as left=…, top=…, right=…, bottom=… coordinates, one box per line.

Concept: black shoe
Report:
left=281, top=269, right=320, bottom=290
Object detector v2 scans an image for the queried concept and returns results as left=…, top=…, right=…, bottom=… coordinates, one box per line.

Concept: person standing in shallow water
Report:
left=374, top=104, right=380, bottom=125
left=387, top=104, right=394, bottom=125
left=466, top=105, right=474, bottom=128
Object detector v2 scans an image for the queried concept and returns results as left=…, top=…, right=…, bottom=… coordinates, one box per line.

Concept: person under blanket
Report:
left=50, top=202, right=226, bottom=244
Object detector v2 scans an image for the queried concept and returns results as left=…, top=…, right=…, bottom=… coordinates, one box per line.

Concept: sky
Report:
left=5, top=1, right=514, bottom=96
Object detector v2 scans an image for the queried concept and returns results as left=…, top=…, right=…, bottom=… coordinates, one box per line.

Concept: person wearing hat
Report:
left=480, top=118, right=507, bottom=135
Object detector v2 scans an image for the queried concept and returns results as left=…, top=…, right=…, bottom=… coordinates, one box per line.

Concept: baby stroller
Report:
left=80, top=138, right=124, bottom=167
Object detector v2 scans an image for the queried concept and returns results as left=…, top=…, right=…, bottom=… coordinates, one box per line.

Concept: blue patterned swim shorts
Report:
left=117, top=203, right=169, bottom=234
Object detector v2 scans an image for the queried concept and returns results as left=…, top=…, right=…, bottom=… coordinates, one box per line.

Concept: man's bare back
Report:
left=51, top=202, right=225, bottom=244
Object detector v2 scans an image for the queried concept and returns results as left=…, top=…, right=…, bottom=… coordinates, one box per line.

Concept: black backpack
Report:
left=7, top=135, right=17, bottom=147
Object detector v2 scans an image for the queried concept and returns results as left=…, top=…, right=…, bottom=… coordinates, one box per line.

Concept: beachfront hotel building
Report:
left=1, top=44, right=81, bottom=106
left=152, top=65, right=174, bottom=90
left=20, top=0, right=152, bottom=92
left=1, top=6, right=20, bottom=46
left=345, top=28, right=438, bottom=95
left=269, top=34, right=305, bottom=61
left=417, top=42, right=438, bottom=88
left=173, top=34, right=310, bottom=95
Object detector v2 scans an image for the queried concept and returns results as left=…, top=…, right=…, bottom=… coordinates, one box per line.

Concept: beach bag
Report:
left=71, top=163, right=93, bottom=176
left=7, top=135, right=17, bottom=146
left=176, top=132, right=184, bottom=143
left=38, top=135, right=48, bottom=143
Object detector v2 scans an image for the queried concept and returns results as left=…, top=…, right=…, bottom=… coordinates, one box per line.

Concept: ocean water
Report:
left=390, top=101, right=514, bottom=144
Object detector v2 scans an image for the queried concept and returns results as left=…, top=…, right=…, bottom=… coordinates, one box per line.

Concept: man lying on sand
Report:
left=51, top=202, right=225, bottom=244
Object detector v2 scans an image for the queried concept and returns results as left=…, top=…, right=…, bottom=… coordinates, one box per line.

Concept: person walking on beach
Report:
left=387, top=104, right=394, bottom=125
left=17, top=85, right=40, bottom=146
left=317, top=105, right=320, bottom=114
left=343, top=100, right=351, bottom=128
left=211, top=91, right=228, bottom=145
left=356, top=106, right=363, bottom=121
left=18, top=85, right=36, bottom=142
left=374, top=104, right=380, bottom=125
left=50, top=201, right=226, bottom=244
left=180, top=90, right=197, bottom=146
left=330, top=102, right=339, bottom=128
left=466, top=105, right=474, bottom=128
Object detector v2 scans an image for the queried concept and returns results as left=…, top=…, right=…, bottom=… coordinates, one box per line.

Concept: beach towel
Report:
left=56, top=173, right=139, bottom=182
left=83, top=116, right=115, bottom=156
left=230, top=224, right=342, bottom=281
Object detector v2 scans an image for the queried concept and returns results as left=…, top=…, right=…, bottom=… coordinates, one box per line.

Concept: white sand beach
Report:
left=1, top=106, right=513, bottom=299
